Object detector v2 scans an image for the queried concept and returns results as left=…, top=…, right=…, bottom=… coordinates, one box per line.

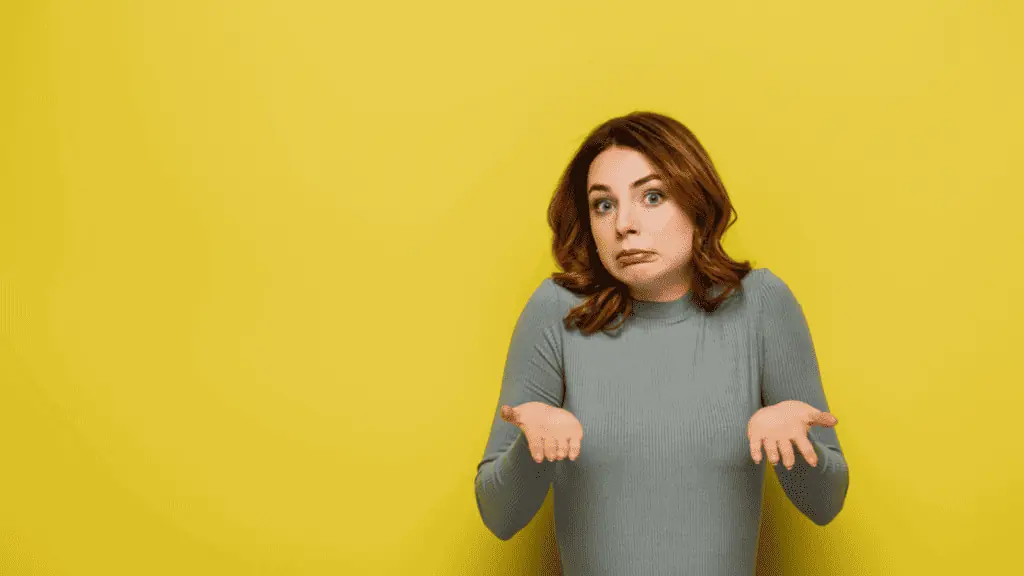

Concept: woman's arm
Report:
left=755, top=269, right=850, bottom=526
left=474, top=279, right=567, bottom=540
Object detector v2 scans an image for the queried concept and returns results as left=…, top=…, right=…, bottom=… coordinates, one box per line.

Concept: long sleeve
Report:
left=755, top=270, right=850, bottom=526
left=474, top=279, right=568, bottom=541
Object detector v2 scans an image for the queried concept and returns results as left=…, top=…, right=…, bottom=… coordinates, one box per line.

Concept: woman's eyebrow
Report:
left=587, top=173, right=663, bottom=196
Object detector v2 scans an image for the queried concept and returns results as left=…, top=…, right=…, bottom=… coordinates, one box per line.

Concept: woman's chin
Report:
left=614, top=263, right=661, bottom=285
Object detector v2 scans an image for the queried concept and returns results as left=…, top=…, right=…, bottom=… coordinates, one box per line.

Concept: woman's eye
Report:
left=645, top=190, right=665, bottom=204
left=593, top=199, right=612, bottom=212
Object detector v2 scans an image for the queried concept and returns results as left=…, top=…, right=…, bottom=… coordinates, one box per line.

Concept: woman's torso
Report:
left=550, top=272, right=770, bottom=575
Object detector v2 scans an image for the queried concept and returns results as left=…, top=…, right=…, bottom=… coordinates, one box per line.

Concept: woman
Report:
left=474, top=111, right=849, bottom=575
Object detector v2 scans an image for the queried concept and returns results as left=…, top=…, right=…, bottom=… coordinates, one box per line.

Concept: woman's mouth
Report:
left=617, top=250, right=656, bottom=265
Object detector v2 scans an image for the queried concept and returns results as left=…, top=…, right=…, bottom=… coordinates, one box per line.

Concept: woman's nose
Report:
left=616, top=209, right=636, bottom=235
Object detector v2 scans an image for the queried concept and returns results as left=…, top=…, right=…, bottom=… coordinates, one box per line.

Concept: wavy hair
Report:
left=548, top=111, right=752, bottom=335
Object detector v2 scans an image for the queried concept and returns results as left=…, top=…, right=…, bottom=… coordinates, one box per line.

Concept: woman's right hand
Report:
left=500, top=402, right=583, bottom=463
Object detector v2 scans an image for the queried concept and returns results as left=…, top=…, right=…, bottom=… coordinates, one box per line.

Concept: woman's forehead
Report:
left=587, top=147, right=660, bottom=185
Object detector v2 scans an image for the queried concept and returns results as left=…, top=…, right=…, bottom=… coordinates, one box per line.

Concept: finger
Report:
left=500, top=405, right=519, bottom=426
left=778, top=438, right=796, bottom=470
left=526, top=433, right=545, bottom=463
left=556, top=436, right=570, bottom=460
left=749, top=435, right=763, bottom=464
left=793, top=435, right=818, bottom=467
left=811, top=411, right=838, bottom=427
left=567, top=436, right=581, bottom=461
left=763, top=437, right=781, bottom=466
left=544, top=436, right=558, bottom=462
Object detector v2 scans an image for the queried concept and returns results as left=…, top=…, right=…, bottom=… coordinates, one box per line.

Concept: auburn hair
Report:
left=548, top=111, right=752, bottom=335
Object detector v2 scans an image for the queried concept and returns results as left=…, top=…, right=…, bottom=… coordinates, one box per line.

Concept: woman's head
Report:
left=584, top=145, right=697, bottom=302
left=548, top=111, right=751, bottom=335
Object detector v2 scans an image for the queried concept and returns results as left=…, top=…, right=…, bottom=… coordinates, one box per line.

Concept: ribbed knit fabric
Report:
left=474, top=267, right=849, bottom=575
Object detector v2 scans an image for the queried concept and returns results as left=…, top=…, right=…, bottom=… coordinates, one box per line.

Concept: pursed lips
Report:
left=616, top=249, right=656, bottom=265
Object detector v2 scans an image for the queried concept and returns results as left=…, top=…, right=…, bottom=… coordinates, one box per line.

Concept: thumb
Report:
left=810, top=410, right=838, bottom=427
left=500, top=405, right=520, bottom=426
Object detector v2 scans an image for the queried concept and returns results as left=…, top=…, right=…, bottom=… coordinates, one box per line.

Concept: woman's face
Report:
left=586, top=146, right=696, bottom=302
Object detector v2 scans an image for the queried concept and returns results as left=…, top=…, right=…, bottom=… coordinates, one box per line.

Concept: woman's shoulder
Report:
left=500, top=277, right=585, bottom=338
left=513, top=277, right=580, bottom=323
left=737, top=266, right=804, bottom=314
left=534, top=277, right=586, bottom=309
left=740, top=266, right=784, bottom=293
left=715, top=267, right=788, bottom=314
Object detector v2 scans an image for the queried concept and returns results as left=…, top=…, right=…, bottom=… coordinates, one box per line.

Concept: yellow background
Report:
left=2, top=1, right=1022, bottom=574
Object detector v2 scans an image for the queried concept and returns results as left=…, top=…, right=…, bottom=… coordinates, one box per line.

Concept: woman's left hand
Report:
left=747, top=400, right=838, bottom=469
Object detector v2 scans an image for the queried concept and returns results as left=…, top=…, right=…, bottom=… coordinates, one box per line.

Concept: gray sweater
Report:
left=474, top=267, right=849, bottom=575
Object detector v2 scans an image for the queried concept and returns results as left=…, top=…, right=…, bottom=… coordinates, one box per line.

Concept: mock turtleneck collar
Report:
left=629, top=289, right=699, bottom=322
